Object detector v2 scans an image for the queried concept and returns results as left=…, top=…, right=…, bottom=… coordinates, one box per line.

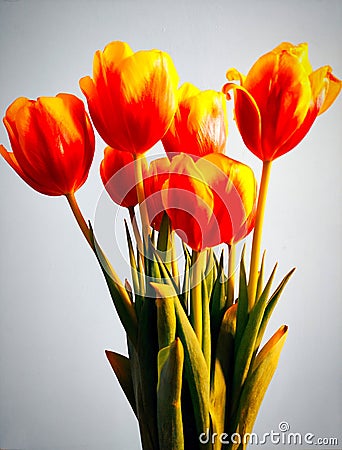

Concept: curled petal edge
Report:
left=222, top=82, right=263, bottom=158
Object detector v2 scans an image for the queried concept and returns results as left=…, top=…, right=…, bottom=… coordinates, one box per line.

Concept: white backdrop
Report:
left=0, top=1, right=341, bottom=449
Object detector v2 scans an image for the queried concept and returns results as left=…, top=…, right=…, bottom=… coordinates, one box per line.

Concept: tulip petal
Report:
left=272, top=42, right=313, bottom=75
left=144, top=157, right=171, bottom=229
left=117, top=50, right=179, bottom=153
left=223, top=82, right=263, bottom=159
left=162, top=154, right=214, bottom=251
left=163, top=82, right=227, bottom=158
left=0, top=144, right=59, bottom=195
left=100, top=147, right=138, bottom=208
left=198, top=154, right=257, bottom=245
left=102, top=41, right=133, bottom=73
left=309, top=66, right=342, bottom=115
left=244, top=49, right=312, bottom=159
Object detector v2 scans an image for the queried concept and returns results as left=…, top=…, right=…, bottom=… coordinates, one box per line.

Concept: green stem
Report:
left=134, top=154, right=150, bottom=242
left=248, top=160, right=272, bottom=310
left=191, top=250, right=203, bottom=346
left=227, top=243, right=236, bottom=308
left=65, top=192, right=93, bottom=250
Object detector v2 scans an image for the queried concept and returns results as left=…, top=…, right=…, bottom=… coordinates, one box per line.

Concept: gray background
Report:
left=0, top=0, right=341, bottom=449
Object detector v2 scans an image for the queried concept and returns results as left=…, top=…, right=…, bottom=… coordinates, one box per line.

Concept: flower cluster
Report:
left=1, top=40, right=341, bottom=450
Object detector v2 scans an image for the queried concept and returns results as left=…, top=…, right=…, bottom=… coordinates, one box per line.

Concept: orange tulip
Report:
left=223, top=42, right=342, bottom=161
left=162, top=82, right=228, bottom=159
left=80, top=41, right=179, bottom=155
left=0, top=94, right=95, bottom=196
left=162, top=153, right=257, bottom=251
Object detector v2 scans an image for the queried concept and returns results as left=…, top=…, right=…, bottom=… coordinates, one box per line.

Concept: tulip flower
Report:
left=80, top=41, right=179, bottom=155
left=162, top=82, right=228, bottom=160
left=0, top=94, right=95, bottom=196
left=223, top=42, right=342, bottom=161
left=162, top=153, right=257, bottom=251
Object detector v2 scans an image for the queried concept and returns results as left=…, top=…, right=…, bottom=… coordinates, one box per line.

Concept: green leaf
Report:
left=255, top=268, right=295, bottom=351
left=124, top=220, right=138, bottom=287
left=181, top=242, right=191, bottom=310
left=231, top=262, right=278, bottom=415
left=234, top=246, right=248, bottom=353
left=210, top=303, right=237, bottom=445
left=210, top=249, right=227, bottom=358
left=201, top=277, right=211, bottom=375
left=127, top=337, right=156, bottom=450
left=157, top=339, right=185, bottom=450
left=137, top=293, right=159, bottom=450
left=230, top=326, right=288, bottom=449
left=255, top=250, right=266, bottom=302
left=151, top=282, right=210, bottom=442
left=204, top=248, right=217, bottom=300
left=152, top=284, right=177, bottom=350
left=105, top=350, right=137, bottom=416
left=157, top=213, right=171, bottom=251
left=89, top=224, right=138, bottom=347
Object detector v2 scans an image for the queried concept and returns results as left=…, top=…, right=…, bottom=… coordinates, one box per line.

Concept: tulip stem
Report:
left=248, top=160, right=272, bottom=310
left=191, top=250, right=203, bottom=347
left=227, top=243, right=236, bottom=308
left=65, top=192, right=94, bottom=250
left=134, top=154, right=150, bottom=243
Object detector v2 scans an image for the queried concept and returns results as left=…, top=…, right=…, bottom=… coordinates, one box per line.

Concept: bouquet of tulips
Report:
left=1, top=41, right=341, bottom=450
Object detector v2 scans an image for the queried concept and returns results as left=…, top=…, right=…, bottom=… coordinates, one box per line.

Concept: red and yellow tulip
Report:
left=162, top=82, right=228, bottom=159
left=0, top=94, right=95, bottom=196
left=162, top=153, right=257, bottom=251
left=223, top=42, right=342, bottom=161
left=80, top=41, right=179, bottom=155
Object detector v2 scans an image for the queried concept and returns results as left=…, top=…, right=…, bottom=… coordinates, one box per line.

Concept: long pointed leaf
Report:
left=151, top=282, right=210, bottom=442
left=157, top=339, right=185, bottom=450
left=105, top=350, right=137, bottom=416
left=89, top=224, right=138, bottom=347
left=210, top=303, right=237, bottom=448
left=229, top=326, right=288, bottom=449
left=255, top=268, right=295, bottom=351
left=231, top=263, right=277, bottom=415
left=234, top=247, right=248, bottom=353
